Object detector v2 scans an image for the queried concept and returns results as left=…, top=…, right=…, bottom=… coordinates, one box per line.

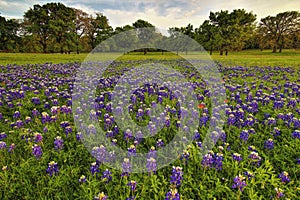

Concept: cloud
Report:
left=0, top=0, right=299, bottom=29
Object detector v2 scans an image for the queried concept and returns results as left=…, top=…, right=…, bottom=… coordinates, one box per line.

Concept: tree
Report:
left=24, top=3, right=76, bottom=53
left=195, top=20, right=219, bottom=55
left=85, top=13, right=112, bottom=50
left=209, top=9, right=256, bottom=55
left=132, top=19, right=156, bottom=54
left=47, top=3, right=76, bottom=53
left=0, top=16, right=20, bottom=51
left=24, top=4, right=51, bottom=53
left=73, top=8, right=89, bottom=54
left=258, top=11, right=300, bottom=53
left=113, top=25, right=135, bottom=53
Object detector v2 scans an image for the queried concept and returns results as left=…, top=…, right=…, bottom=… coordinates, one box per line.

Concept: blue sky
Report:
left=0, top=0, right=299, bottom=30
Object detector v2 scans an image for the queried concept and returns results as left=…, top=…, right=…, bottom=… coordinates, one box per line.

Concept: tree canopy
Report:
left=0, top=2, right=299, bottom=54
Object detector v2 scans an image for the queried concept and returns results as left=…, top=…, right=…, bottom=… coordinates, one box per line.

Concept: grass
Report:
left=0, top=49, right=300, bottom=66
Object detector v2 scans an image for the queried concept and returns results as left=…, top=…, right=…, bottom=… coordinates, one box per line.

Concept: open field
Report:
left=0, top=49, right=300, bottom=66
left=0, top=50, right=300, bottom=199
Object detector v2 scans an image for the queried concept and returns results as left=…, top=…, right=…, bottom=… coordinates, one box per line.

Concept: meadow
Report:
left=1, top=49, right=300, bottom=66
left=0, top=50, right=299, bottom=200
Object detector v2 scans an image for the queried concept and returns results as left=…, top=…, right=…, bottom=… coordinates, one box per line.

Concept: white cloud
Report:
left=0, top=0, right=299, bottom=28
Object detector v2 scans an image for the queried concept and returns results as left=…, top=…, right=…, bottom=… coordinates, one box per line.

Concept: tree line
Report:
left=0, top=2, right=299, bottom=54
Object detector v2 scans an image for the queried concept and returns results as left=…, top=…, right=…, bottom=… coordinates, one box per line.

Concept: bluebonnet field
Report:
left=0, top=60, right=299, bottom=200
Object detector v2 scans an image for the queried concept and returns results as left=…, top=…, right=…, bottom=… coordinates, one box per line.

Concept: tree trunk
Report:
left=279, top=47, right=282, bottom=53
left=225, top=50, right=228, bottom=56
left=210, top=47, right=213, bottom=55
left=42, top=44, right=47, bottom=53
left=272, top=45, right=277, bottom=53
left=220, top=50, right=223, bottom=55
left=162, top=50, right=163, bottom=55
left=76, top=44, right=79, bottom=54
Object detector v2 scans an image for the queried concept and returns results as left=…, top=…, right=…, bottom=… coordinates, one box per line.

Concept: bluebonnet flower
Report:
left=146, top=157, right=157, bottom=174
left=244, top=116, right=255, bottom=126
left=60, top=121, right=70, bottom=128
left=25, top=116, right=31, bottom=123
left=46, top=161, right=59, bottom=176
left=77, top=175, right=86, bottom=184
left=51, top=106, right=59, bottom=115
left=214, top=153, right=223, bottom=170
left=0, top=132, right=7, bottom=140
left=232, top=175, right=247, bottom=191
left=176, top=120, right=181, bottom=128
left=278, top=171, right=290, bottom=183
left=127, top=180, right=137, bottom=191
left=273, top=127, right=281, bottom=137
left=244, top=171, right=254, bottom=180
left=196, top=141, right=202, bottom=148
left=274, top=188, right=284, bottom=199
left=76, top=132, right=83, bottom=141
left=202, top=151, right=214, bottom=169
left=291, top=130, right=300, bottom=139
left=248, top=128, right=255, bottom=134
left=273, top=100, right=284, bottom=109
left=34, top=132, right=43, bottom=143
left=94, top=192, right=108, bottom=200
left=32, top=144, right=42, bottom=159
left=193, top=130, right=200, bottom=141
left=232, top=153, right=242, bottom=162
left=13, top=111, right=21, bottom=119
left=0, top=141, right=6, bottom=149
left=180, top=150, right=190, bottom=164
left=264, top=139, right=274, bottom=150
left=240, top=130, right=249, bottom=142
left=91, top=146, right=107, bottom=163
left=90, top=162, right=100, bottom=175
left=227, top=114, right=236, bottom=126
left=165, top=116, right=170, bottom=127
left=200, top=113, right=210, bottom=126
left=15, top=120, right=24, bottom=128
left=124, top=129, right=133, bottom=142
left=136, top=108, right=144, bottom=119
left=170, top=166, right=183, bottom=187
left=156, top=139, right=164, bottom=148
left=287, top=98, right=296, bottom=108
left=31, top=97, right=40, bottom=105
left=128, top=145, right=136, bottom=157
left=64, top=126, right=72, bottom=137
left=41, top=112, right=50, bottom=123
left=112, top=139, right=117, bottom=146
left=165, top=188, right=180, bottom=200
left=101, top=169, right=112, bottom=183
left=248, top=151, right=262, bottom=166
left=8, top=143, right=15, bottom=153
left=267, top=117, right=276, bottom=126
left=54, top=136, right=64, bottom=150
left=248, top=145, right=257, bottom=152
left=147, top=146, right=157, bottom=159
left=121, top=158, right=132, bottom=177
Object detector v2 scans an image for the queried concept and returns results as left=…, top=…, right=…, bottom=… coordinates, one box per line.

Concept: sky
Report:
left=0, top=0, right=299, bottom=31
